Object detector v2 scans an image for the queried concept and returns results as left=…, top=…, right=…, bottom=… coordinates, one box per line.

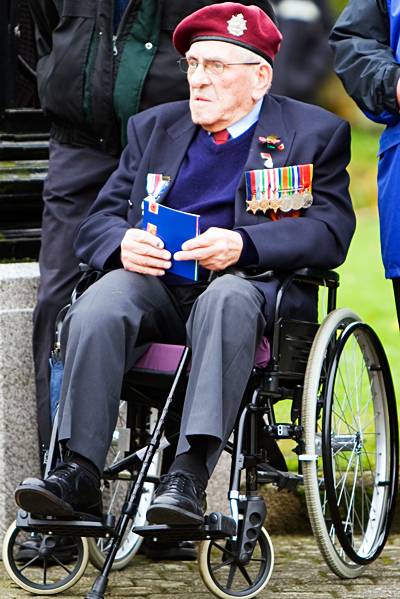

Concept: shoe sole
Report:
left=15, top=485, right=75, bottom=518
left=146, top=503, right=204, bottom=526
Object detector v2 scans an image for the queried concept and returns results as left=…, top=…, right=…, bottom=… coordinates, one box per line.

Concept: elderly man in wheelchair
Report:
left=10, top=3, right=398, bottom=598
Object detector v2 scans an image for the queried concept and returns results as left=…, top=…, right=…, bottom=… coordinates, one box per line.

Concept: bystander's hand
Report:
left=397, top=77, right=400, bottom=109
left=121, top=228, right=171, bottom=275
left=174, top=227, right=243, bottom=271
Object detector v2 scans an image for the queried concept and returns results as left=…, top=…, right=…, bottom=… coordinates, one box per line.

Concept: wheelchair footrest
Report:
left=16, top=508, right=116, bottom=538
left=134, top=512, right=237, bottom=541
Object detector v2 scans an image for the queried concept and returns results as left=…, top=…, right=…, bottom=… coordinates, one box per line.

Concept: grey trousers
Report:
left=58, top=269, right=266, bottom=477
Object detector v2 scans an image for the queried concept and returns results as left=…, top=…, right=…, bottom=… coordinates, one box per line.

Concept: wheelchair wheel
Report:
left=302, top=308, right=398, bottom=579
left=88, top=403, right=162, bottom=570
left=2, top=521, right=89, bottom=595
left=198, top=527, right=274, bottom=599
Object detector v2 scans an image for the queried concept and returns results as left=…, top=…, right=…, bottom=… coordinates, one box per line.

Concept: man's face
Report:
left=187, top=41, right=264, bottom=132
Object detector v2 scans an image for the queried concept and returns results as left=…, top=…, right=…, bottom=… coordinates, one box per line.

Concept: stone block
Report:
left=0, top=264, right=41, bottom=540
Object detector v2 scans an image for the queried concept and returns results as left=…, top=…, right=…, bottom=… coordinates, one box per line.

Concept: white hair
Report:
left=187, top=40, right=273, bottom=94
left=232, top=45, right=268, bottom=65
left=232, top=45, right=273, bottom=94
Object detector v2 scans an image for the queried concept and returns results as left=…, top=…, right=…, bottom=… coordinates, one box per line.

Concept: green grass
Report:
left=337, top=209, right=400, bottom=396
left=332, top=123, right=399, bottom=396
left=339, top=125, right=399, bottom=398
left=347, top=126, right=384, bottom=210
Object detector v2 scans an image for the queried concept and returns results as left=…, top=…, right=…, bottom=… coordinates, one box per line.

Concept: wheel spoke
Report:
left=18, top=555, right=40, bottom=572
left=43, top=558, right=47, bottom=585
left=52, top=554, right=73, bottom=574
left=238, top=563, right=254, bottom=586
left=343, top=454, right=359, bottom=534
left=212, top=541, right=236, bottom=559
left=360, top=453, right=366, bottom=538
left=211, top=557, right=234, bottom=573
left=226, top=562, right=237, bottom=589
left=249, top=557, right=266, bottom=562
left=334, top=446, right=356, bottom=505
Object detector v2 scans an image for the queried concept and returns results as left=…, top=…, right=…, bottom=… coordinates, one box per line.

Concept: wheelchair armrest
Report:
left=222, top=267, right=275, bottom=281
left=291, top=268, right=339, bottom=289
left=222, top=267, right=338, bottom=286
left=274, top=268, right=339, bottom=326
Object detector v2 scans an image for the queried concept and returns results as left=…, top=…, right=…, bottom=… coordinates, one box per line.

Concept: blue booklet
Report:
left=142, top=199, right=200, bottom=281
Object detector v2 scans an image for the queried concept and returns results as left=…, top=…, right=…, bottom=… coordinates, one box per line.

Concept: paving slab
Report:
left=0, top=534, right=399, bottom=598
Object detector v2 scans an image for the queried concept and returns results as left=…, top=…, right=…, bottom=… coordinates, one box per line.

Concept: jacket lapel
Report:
left=147, top=111, right=198, bottom=204
left=234, top=94, right=296, bottom=226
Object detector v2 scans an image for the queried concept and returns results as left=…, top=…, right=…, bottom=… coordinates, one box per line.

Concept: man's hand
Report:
left=174, top=227, right=243, bottom=271
left=121, top=228, right=171, bottom=275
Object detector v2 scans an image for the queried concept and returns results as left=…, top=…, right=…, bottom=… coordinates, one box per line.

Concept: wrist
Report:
left=235, top=229, right=259, bottom=266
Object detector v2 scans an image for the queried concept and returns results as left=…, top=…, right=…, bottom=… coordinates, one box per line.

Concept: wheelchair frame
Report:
left=3, top=268, right=398, bottom=598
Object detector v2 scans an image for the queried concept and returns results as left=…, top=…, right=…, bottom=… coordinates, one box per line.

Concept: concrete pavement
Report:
left=0, top=533, right=399, bottom=598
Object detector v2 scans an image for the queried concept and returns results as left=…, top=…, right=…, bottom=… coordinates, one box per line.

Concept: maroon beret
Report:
left=173, top=2, right=282, bottom=65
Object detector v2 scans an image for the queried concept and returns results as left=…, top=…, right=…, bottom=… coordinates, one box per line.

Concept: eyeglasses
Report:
left=177, top=57, right=261, bottom=76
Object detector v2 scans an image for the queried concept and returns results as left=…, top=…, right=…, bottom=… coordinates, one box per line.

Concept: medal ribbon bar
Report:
left=245, top=164, right=313, bottom=213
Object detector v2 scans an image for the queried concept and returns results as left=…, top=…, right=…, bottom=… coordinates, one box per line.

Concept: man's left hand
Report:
left=174, top=227, right=243, bottom=271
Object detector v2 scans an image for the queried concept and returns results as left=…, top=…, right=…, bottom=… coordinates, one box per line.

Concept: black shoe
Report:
left=14, top=533, right=41, bottom=563
left=146, top=472, right=206, bottom=526
left=15, top=462, right=102, bottom=518
left=139, top=538, right=197, bottom=561
left=15, top=533, right=78, bottom=564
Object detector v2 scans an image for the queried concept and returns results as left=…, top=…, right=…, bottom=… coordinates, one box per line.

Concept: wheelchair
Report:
left=2, top=267, right=398, bottom=598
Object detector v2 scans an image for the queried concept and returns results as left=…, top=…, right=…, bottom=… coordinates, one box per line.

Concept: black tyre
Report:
left=302, top=309, right=398, bottom=578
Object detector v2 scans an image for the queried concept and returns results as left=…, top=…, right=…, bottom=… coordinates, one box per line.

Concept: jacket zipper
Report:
left=112, top=0, right=139, bottom=59
left=112, top=34, right=118, bottom=56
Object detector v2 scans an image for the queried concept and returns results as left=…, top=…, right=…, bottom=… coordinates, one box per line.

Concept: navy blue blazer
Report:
left=75, top=94, right=355, bottom=324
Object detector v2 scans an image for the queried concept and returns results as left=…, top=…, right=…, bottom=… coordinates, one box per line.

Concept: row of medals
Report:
left=246, top=189, right=313, bottom=214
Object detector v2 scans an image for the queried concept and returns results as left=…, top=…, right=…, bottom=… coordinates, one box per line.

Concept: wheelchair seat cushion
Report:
left=134, top=337, right=270, bottom=374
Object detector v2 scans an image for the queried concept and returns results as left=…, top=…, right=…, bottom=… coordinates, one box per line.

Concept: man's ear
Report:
left=252, top=64, right=273, bottom=101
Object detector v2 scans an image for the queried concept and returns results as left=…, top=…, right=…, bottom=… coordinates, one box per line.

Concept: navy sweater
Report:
left=165, top=125, right=255, bottom=233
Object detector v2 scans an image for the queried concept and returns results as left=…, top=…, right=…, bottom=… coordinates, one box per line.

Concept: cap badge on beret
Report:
left=226, top=13, right=247, bottom=37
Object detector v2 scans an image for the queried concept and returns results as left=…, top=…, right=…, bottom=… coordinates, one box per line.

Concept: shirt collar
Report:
left=205, top=98, right=263, bottom=140
left=227, top=98, right=263, bottom=138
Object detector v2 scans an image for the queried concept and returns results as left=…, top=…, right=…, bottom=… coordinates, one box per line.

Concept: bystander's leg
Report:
left=33, top=140, right=118, bottom=457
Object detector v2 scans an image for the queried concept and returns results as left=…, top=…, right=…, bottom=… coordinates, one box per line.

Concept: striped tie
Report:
left=212, top=129, right=230, bottom=144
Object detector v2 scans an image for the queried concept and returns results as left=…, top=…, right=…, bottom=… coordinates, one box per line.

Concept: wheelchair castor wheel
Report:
left=2, top=520, right=89, bottom=595
left=198, top=526, right=274, bottom=599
